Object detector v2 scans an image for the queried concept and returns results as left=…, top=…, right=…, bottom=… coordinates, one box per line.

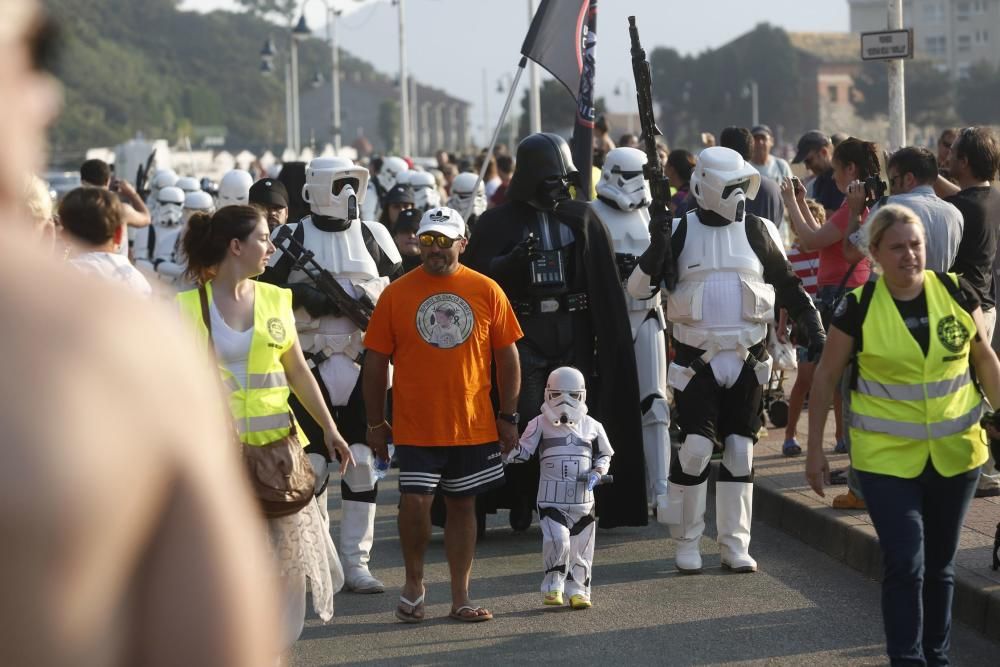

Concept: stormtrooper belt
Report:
left=672, top=339, right=767, bottom=384
left=304, top=332, right=365, bottom=368
left=512, top=292, right=588, bottom=317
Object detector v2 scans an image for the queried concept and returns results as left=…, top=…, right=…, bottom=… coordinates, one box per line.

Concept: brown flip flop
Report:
left=449, top=605, right=493, bottom=622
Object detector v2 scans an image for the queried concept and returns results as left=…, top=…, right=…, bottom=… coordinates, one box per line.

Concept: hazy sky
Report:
left=182, top=0, right=851, bottom=143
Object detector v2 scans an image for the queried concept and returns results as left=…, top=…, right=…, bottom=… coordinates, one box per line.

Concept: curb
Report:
left=754, top=480, right=1000, bottom=642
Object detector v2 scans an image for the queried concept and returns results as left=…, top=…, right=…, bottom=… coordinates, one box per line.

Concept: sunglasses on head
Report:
left=418, top=233, right=459, bottom=248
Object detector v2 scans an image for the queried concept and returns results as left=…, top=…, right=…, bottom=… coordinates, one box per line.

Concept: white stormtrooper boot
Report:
left=340, top=500, right=385, bottom=593
left=664, top=481, right=707, bottom=574
left=716, top=481, right=757, bottom=573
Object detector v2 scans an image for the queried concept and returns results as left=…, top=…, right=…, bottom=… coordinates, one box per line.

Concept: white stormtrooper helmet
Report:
left=183, top=190, right=215, bottom=223
left=152, top=168, right=178, bottom=192
left=175, top=176, right=201, bottom=194
left=540, top=366, right=588, bottom=427
left=217, top=169, right=254, bottom=208
left=155, top=186, right=185, bottom=226
left=447, top=172, right=487, bottom=220
left=302, top=156, right=369, bottom=220
left=597, top=147, right=651, bottom=211
left=408, top=171, right=441, bottom=211
left=377, top=156, right=409, bottom=192
left=690, top=146, right=761, bottom=223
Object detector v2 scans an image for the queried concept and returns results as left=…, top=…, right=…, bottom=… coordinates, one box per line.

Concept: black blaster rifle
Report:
left=628, top=16, right=675, bottom=290
left=272, top=225, right=375, bottom=331
left=135, top=149, right=157, bottom=200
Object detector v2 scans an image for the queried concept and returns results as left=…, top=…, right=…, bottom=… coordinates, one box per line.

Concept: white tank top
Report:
left=210, top=300, right=253, bottom=388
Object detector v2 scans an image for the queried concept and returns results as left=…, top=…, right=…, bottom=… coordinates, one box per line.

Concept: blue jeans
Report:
left=856, top=463, right=978, bottom=666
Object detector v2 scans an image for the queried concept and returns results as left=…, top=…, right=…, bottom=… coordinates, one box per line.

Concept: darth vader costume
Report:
left=464, top=132, right=647, bottom=529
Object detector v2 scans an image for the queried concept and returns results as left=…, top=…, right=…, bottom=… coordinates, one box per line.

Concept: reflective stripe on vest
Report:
left=176, top=282, right=307, bottom=447
left=848, top=272, right=987, bottom=478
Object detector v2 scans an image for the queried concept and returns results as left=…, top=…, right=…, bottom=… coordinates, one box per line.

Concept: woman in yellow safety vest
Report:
left=806, top=203, right=1000, bottom=665
left=177, top=205, right=354, bottom=653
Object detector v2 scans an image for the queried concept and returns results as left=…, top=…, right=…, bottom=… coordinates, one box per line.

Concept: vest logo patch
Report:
left=267, top=318, right=287, bottom=344
left=936, top=315, right=968, bottom=353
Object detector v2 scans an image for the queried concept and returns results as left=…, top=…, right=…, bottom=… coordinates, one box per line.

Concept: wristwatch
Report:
left=497, top=411, right=520, bottom=425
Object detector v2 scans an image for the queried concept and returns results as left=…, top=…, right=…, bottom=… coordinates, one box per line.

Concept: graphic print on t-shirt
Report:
left=416, top=292, right=474, bottom=349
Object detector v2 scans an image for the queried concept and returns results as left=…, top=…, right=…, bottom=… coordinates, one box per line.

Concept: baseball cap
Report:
left=248, top=178, right=289, bottom=208
left=417, top=206, right=466, bottom=239
left=385, top=184, right=415, bottom=205
left=792, top=130, right=831, bottom=164
left=750, top=124, right=773, bottom=138
left=392, top=207, right=422, bottom=235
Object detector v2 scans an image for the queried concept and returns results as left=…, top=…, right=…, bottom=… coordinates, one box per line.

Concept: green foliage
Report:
left=648, top=24, right=802, bottom=150
left=957, top=62, right=1000, bottom=125
left=378, top=99, right=399, bottom=154
left=516, top=78, right=606, bottom=138
left=853, top=59, right=958, bottom=125
left=44, top=0, right=378, bottom=165
left=233, top=0, right=298, bottom=23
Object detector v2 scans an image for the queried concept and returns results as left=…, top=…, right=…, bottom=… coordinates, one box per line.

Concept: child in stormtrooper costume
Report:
left=506, top=367, right=613, bottom=609
left=629, top=146, right=824, bottom=573
left=262, top=157, right=402, bottom=593
left=590, top=147, right=670, bottom=516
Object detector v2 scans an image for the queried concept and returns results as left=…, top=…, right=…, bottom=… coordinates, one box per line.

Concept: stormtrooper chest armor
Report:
left=591, top=199, right=662, bottom=320
left=669, top=210, right=775, bottom=349
left=536, top=427, right=597, bottom=506
left=289, top=217, right=388, bottom=340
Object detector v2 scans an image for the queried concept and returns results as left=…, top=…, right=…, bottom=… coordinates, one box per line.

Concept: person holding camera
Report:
left=780, top=138, right=878, bottom=480
left=844, top=147, right=963, bottom=274
left=806, top=204, right=1000, bottom=666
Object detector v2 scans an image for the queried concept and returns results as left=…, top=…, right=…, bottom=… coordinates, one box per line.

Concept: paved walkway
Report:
left=753, top=375, right=1000, bottom=641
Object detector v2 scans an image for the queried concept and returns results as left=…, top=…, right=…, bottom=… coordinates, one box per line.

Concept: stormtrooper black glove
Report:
left=637, top=210, right=676, bottom=290
left=288, top=283, right=340, bottom=318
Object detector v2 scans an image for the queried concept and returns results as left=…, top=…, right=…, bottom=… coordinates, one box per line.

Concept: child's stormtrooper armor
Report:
left=590, top=147, right=670, bottom=515
left=506, top=367, right=613, bottom=606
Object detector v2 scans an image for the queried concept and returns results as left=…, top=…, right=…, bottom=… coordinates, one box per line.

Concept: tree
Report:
left=853, top=59, right=958, bottom=125
left=233, top=0, right=298, bottom=23
left=378, top=99, right=399, bottom=154
left=516, top=78, right=606, bottom=139
left=957, top=62, right=1000, bottom=124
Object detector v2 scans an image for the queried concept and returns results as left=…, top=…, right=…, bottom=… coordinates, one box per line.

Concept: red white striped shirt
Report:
left=787, top=244, right=819, bottom=295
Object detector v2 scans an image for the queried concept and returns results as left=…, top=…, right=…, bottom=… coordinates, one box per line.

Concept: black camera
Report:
left=864, top=176, right=887, bottom=202
left=979, top=410, right=1000, bottom=431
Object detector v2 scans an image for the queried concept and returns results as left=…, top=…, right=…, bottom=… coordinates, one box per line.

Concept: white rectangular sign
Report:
left=860, top=29, right=914, bottom=60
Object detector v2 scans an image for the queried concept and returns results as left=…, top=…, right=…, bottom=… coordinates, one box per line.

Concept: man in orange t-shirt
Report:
left=363, top=206, right=522, bottom=624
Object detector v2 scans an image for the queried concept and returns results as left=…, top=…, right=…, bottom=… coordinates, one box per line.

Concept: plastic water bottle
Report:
left=372, top=444, right=395, bottom=480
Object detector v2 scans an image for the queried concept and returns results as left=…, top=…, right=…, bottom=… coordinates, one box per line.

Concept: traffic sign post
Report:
left=860, top=29, right=913, bottom=61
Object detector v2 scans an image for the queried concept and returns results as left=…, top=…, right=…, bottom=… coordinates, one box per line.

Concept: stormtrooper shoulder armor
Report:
left=361, top=219, right=403, bottom=266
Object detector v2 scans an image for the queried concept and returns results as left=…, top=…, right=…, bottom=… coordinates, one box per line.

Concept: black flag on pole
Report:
left=520, top=0, right=597, bottom=199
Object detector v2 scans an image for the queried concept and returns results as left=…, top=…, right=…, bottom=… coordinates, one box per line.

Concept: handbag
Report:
left=199, top=286, right=315, bottom=518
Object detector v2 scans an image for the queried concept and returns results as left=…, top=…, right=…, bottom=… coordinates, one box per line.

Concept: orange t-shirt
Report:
left=364, top=264, right=523, bottom=446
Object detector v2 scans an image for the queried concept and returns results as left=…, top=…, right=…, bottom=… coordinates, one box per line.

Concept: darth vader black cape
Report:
left=464, top=199, right=647, bottom=528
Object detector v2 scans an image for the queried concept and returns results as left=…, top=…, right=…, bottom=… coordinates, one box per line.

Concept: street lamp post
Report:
left=329, top=5, right=342, bottom=153
left=260, top=36, right=295, bottom=153
left=291, top=14, right=310, bottom=155
left=497, top=74, right=517, bottom=149
left=742, top=80, right=759, bottom=129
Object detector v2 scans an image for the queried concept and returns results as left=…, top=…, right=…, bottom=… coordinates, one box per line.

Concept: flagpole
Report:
left=474, top=56, right=527, bottom=197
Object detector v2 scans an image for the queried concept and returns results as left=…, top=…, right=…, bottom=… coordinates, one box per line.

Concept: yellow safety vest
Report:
left=177, top=281, right=307, bottom=446
left=849, top=271, right=986, bottom=478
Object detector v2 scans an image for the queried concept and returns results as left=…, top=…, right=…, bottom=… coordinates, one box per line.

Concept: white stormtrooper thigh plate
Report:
left=635, top=315, right=667, bottom=400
